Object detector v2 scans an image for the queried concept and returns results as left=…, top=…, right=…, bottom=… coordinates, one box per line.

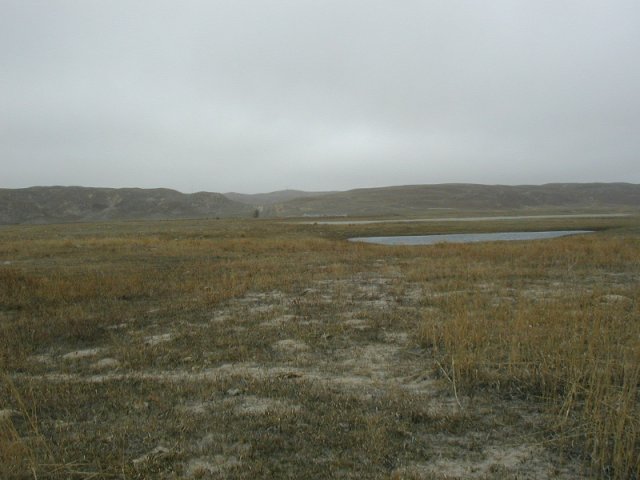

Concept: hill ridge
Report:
left=1, top=183, right=638, bottom=224
left=262, top=182, right=640, bottom=217
left=0, top=186, right=253, bottom=225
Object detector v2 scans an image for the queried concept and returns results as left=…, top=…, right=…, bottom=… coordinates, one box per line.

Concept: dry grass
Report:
left=0, top=215, right=638, bottom=478
left=415, top=236, right=640, bottom=479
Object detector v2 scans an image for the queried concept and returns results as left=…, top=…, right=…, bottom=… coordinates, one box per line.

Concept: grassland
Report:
left=0, top=214, right=638, bottom=479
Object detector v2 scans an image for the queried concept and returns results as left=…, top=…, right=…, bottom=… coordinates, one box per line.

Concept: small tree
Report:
left=253, top=208, right=260, bottom=218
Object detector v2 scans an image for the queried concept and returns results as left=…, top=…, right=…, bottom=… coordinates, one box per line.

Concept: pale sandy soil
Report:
left=15, top=273, right=588, bottom=479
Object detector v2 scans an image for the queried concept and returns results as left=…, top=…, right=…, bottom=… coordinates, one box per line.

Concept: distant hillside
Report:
left=262, top=183, right=640, bottom=217
left=2, top=183, right=638, bottom=225
left=0, top=187, right=254, bottom=225
left=224, top=189, right=336, bottom=206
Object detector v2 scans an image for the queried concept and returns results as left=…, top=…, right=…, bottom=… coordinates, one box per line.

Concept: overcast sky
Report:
left=1, top=1, right=639, bottom=193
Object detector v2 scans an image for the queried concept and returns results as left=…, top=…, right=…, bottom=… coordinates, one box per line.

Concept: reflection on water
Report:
left=349, top=230, right=593, bottom=246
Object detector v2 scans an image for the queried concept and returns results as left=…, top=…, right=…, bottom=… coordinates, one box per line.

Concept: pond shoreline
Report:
left=350, top=230, right=594, bottom=245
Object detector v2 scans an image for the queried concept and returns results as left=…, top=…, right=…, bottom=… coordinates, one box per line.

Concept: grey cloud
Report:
left=1, top=0, right=639, bottom=192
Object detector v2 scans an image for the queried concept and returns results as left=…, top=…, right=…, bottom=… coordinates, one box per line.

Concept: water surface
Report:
left=350, top=230, right=593, bottom=246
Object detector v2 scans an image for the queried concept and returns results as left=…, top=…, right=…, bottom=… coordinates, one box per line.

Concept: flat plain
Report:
left=1, top=213, right=638, bottom=479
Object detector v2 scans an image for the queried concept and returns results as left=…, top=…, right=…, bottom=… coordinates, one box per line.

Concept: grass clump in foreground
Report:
left=416, top=235, right=639, bottom=478
left=0, top=216, right=638, bottom=478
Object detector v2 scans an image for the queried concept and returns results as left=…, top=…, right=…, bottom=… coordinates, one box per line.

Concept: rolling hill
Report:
left=0, top=186, right=254, bottom=225
left=0, top=183, right=638, bottom=225
left=224, top=189, right=336, bottom=206
left=261, top=183, right=640, bottom=217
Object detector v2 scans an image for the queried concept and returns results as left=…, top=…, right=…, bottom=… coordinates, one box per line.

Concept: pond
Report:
left=349, top=230, right=593, bottom=246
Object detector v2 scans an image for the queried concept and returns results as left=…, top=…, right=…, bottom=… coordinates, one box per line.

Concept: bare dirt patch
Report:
left=62, top=347, right=102, bottom=360
left=231, top=395, right=301, bottom=416
left=10, top=275, right=587, bottom=478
